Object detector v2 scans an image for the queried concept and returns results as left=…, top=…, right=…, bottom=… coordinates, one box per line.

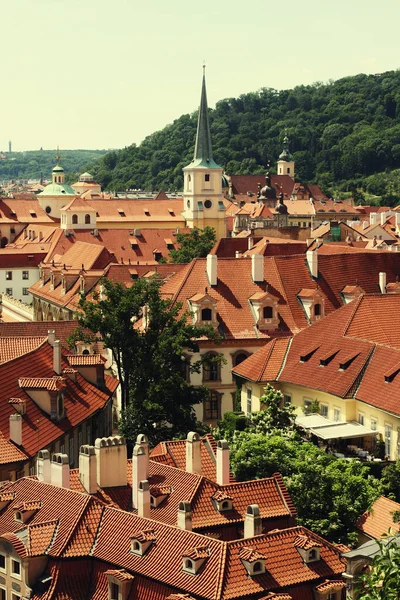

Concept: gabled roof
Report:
left=0, top=337, right=46, bottom=364
left=356, top=496, right=400, bottom=539
left=0, top=431, right=28, bottom=465
left=232, top=338, right=290, bottom=382
left=0, top=321, right=81, bottom=350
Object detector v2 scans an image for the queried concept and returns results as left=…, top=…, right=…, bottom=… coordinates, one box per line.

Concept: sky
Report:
left=1, top=0, right=400, bottom=152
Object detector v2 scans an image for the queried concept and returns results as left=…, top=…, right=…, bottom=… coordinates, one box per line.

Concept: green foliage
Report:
left=250, top=384, right=296, bottom=434
left=303, top=399, right=320, bottom=415
left=74, top=277, right=219, bottom=445
left=169, top=227, right=216, bottom=263
left=229, top=431, right=381, bottom=544
left=355, top=537, right=400, bottom=599
left=216, top=412, right=248, bottom=438
left=89, top=71, right=400, bottom=202
left=381, top=460, right=400, bottom=502
left=0, top=149, right=107, bottom=182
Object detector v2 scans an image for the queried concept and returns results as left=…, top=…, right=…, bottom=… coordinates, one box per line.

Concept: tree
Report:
left=381, top=460, right=400, bottom=502
left=73, top=276, right=220, bottom=445
left=250, top=384, right=296, bottom=434
left=355, top=537, right=400, bottom=599
left=169, top=227, right=217, bottom=263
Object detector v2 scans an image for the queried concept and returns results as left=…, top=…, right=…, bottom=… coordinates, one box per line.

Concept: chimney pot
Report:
left=37, top=449, right=51, bottom=483
left=216, top=439, right=230, bottom=485
left=251, top=254, right=264, bottom=283
left=379, top=272, right=387, bottom=294
left=51, top=453, right=70, bottom=488
left=244, top=504, right=262, bottom=538
left=138, top=479, right=151, bottom=519
left=306, top=249, right=318, bottom=278
left=47, top=330, right=56, bottom=347
left=132, top=437, right=149, bottom=509
left=79, top=445, right=97, bottom=494
left=94, top=436, right=127, bottom=489
left=177, top=501, right=192, bottom=531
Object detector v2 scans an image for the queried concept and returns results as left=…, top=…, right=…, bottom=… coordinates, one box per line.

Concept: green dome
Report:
left=52, top=164, right=64, bottom=173
left=39, top=182, right=76, bottom=196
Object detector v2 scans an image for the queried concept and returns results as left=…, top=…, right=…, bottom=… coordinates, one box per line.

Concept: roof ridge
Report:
left=257, top=339, right=276, bottom=382
left=216, top=534, right=228, bottom=599
left=171, top=259, right=198, bottom=304
left=342, top=294, right=366, bottom=338
left=276, top=337, right=292, bottom=380
left=0, top=337, right=50, bottom=368
left=89, top=503, right=106, bottom=556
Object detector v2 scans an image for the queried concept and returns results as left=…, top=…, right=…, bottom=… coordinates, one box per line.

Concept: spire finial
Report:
left=55, top=145, right=60, bottom=163
left=203, top=61, right=206, bottom=75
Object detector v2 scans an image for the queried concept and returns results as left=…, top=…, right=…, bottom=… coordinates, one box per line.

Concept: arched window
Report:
left=314, top=303, right=321, bottom=317
left=253, top=561, right=262, bottom=573
left=233, top=351, right=250, bottom=367
left=82, top=349, right=90, bottom=355
left=133, top=541, right=140, bottom=551
left=222, top=501, right=229, bottom=510
left=72, top=214, right=78, bottom=225
left=185, top=559, right=193, bottom=570
left=85, top=214, right=91, bottom=224
left=263, top=306, right=273, bottom=319
left=201, top=307, right=212, bottom=321
left=204, top=391, right=221, bottom=421
left=203, top=353, right=221, bottom=382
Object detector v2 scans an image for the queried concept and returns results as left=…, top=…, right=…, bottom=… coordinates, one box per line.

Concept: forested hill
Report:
left=91, top=70, right=400, bottom=204
left=0, top=149, right=108, bottom=183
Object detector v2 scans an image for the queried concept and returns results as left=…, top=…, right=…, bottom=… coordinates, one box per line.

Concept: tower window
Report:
left=204, top=200, right=212, bottom=209
left=205, top=174, right=210, bottom=182
left=72, top=214, right=78, bottom=225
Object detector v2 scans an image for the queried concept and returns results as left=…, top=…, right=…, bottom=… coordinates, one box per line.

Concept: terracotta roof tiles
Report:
left=0, top=432, right=27, bottom=465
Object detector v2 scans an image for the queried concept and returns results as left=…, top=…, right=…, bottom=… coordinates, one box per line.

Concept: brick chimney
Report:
left=79, top=445, right=97, bottom=494
left=177, top=501, right=192, bottom=531
left=53, top=340, right=61, bottom=375
left=251, top=254, right=264, bottom=283
left=37, top=449, right=51, bottom=483
left=138, top=480, right=151, bottom=518
left=132, top=440, right=149, bottom=510
left=186, top=432, right=201, bottom=475
left=94, top=436, right=127, bottom=489
left=206, top=254, right=217, bottom=286
left=51, top=453, right=70, bottom=488
left=244, top=504, right=262, bottom=538
left=216, top=439, right=230, bottom=485
left=9, top=414, right=22, bottom=446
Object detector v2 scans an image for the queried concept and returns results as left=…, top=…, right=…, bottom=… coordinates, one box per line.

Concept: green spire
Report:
left=187, top=66, right=220, bottom=169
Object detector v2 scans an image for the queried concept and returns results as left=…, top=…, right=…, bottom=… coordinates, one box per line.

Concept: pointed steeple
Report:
left=188, top=66, right=220, bottom=169
left=279, top=130, right=292, bottom=161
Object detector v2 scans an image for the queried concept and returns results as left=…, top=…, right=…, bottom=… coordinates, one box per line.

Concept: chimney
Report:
left=216, top=439, right=230, bottom=486
left=9, top=414, right=22, bottom=446
left=94, top=436, right=127, bottom=489
left=379, top=272, right=387, bottom=294
left=362, top=221, right=368, bottom=230
left=380, top=212, right=387, bottom=226
left=235, top=251, right=241, bottom=258
left=132, top=441, right=149, bottom=509
left=306, top=249, right=318, bottom=278
left=37, top=449, right=51, bottom=483
left=136, top=434, right=149, bottom=459
left=186, top=432, right=201, bottom=475
left=51, top=453, right=70, bottom=488
left=370, top=212, right=377, bottom=225
left=206, top=254, right=217, bottom=286
left=177, top=501, right=192, bottom=531
left=53, top=340, right=61, bottom=375
left=47, top=330, right=56, bottom=346
left=248, top=237, right=254, bottom=250
left=138, top=480, right=151, bottom=519
left=244, top=504, right=262, bottom=538
left=251, top=254, right=264, bottom=283
left=79, top=445, right=97, bottom=494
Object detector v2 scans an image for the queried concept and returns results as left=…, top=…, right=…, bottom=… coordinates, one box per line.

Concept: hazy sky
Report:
left=2, top=0, right=399, bottom=152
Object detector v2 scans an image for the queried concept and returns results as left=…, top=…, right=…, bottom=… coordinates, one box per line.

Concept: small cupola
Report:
left=130, top=529, right=157, bottom=556
left=188, top=291, right=218, bottom=329
left=14, top=500, right=42, bottom=523
left=182, top=547, right=210, bottom=574
left=297, top=287, right=325, bottom=323
left=293, top=534, right=322, bottom=563
left=249, top=289, right=280, bottom=330
left=238, top=546, right=267, bottom=576
left=211, top=490, right=233, bottom=513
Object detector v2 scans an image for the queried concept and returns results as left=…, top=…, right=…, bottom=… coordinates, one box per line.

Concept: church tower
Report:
left=183, top=68, right=227, bottom=239
left=277, top=132, right=295, bottom=179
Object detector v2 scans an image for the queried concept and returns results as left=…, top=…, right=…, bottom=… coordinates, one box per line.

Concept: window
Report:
left=247, top=388, right=252, bottom=417
left=12, top=595, right=20, bottom=600
left=370, top=418, right=377, bottom=431
left=334, top=408, right=341, bottom=422
left=253, top=561, right=262, bottom=573
left=358, top=413, right=365, bottom=426
left=320, top=404, right=328, bottom=418
left=22, top=271, right=29, bottom=280
left=6, top=288, right=12, bottom=296
left=11, top=559, right=20, bottom=576
left=201, top=308, right=212, bottom=321
left=72, top=214, right=78, bottom=225
left=22, top=288, right=29, bottom=296
left=204, top=391, right=221, bottom=421
left=314, top=303, right=321, bottom=317
left=6, top=271, right=12, bottom=280
left=84, top=214, right=91, bottom=224
left=233, top=352, right=249, bottom=367
left=205, top=174, right=210, bottom=182
left=45, top=206, right=51, bottom=214
left=304, top=399, right=312, bottom=411
left=309, top=550, right=317, bottom=560
left=263, top=306, right=273, bottom=319
left=203, top=353, right=220, bottom=382
left=110, top=582, right=119, bottom=600
left=204, top=200, right=212, bottom=209
left=0, top=589, right=5, bottom=600
left=385, top=425, right=392, bottom=457
left=283, top=394, right=291, bottom=407
left=0, top=554, right=5, bottom=570
left=185, top=559, right=193, bottom=570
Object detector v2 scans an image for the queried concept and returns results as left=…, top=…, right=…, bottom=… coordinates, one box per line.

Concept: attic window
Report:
left=339, top=353, right=360, bottom=371
left=144, top=208, right=150, bottom=216
left=319, top=350, right=340, bottom=367
left=29, top=210, right=37, bottom=217
left=384, top=366, right=400, bottom=383
left=182, top=547, right=210, bottom=575
left=238, top=547, right=267, bottom=576
left=118, top=208, right=125, bottom=216
left=300, top=347, right=319, bottom=363
left=130, top=529, right=156, bottom=556
left=164, top=238, right=174, bottom=249
left=130, top=238, right=138, bottom=248
left=168, top=208, right=175, bottom=216
left=293, top=534, right=322, bottom=563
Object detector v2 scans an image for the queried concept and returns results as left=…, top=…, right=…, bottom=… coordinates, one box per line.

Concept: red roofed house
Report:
left=356, top=496, right=400, bottom=543
left=233, top=293, right=400, bottom=461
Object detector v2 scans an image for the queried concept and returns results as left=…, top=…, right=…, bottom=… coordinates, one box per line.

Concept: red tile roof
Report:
left=0, top=431, right=27, bottom=464
left=233, top=339, right=290, bottom=382
left=0, top=337, right=46, bottom=364
left=0, top=321, right=80, bottom=349
left=356, top=496, right=400, bottom=539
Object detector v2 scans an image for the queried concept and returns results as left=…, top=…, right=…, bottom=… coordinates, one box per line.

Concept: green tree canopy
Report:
left=169, top=227, right=216, bottom=263
left=355, top=537, right=400, bottom=599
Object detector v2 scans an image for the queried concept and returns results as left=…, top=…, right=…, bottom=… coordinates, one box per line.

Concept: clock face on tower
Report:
left=204, top=200, right=212, bottom=209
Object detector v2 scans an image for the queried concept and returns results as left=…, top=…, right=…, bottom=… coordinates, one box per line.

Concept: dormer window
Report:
left=182, top=547, right=210, bottom=574
left=314, top=303, right=321, bottom=317
left=297, top=289, right=325, bottom=324
left=104, top=570, right=134, bottom=600
left=294, top=534, right=322, bottom=563
left=263, top=306, right=273, bottom=319
left=130, top=529, right=156, bottom=556
left=239, top=547, right=267, bottom=576
left=212, top=491, right=233, bottom=512
left=201, top=308, right=212, bottom=321
left=13, top=500, right=41, bottom=523
left=72, top=214, right=78, bottom=225
left=249, top=291, right=279, bottom=330
left=188, top=292, right=218, bottom=329
left=149, top=486, right=171, bottom=507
